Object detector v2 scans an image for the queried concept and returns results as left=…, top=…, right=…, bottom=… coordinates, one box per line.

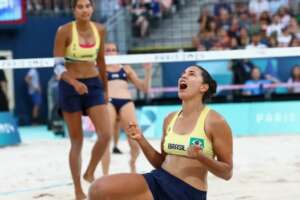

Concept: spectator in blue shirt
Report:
left=214, top=0, right=231, bottom=16
left=243, top=67, right=271, bottom=95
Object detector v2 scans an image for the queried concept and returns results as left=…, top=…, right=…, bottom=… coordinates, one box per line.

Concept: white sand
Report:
left=1, top=135, right=300, bottom=200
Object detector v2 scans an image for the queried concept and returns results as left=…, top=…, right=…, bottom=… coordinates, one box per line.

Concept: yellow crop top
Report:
left=65, top=21, right=100, bottom=62
left=163, top=107, right=214, bottom=158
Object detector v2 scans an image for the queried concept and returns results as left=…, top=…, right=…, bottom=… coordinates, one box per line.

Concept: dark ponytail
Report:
left=195, top=65, right=217, bottom=102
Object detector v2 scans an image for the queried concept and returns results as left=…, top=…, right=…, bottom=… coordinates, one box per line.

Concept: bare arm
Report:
left=53, top=24, right=76, bottom=85
left=127, top=112, right=174, bottom=168
left=125, top=63, right=152, bottom=93
left=96, top=24, right=108, bottom=103
left=188, top=110, right=233, bottom=180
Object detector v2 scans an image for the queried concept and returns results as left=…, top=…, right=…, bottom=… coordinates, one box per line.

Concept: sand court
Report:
left=1, top=127, right=300, bottom=200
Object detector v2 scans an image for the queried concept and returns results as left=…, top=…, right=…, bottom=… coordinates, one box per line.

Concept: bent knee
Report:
left=88, top=179, right=109, bottom=200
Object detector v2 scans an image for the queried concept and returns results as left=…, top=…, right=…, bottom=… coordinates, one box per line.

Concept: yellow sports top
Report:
left=65, top=21, right=100, bottom=62
left=163, top=107, right=214, bottom=158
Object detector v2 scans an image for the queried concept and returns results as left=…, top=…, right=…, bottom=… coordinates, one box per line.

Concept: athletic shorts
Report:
left=59, top=77, right=105, bottom=115
left=30, top=91, right=42, bottom=106
left=143, top=168, right=207, bottom=200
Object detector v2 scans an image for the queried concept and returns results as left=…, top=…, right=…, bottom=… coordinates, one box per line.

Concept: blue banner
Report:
left=137, top=101, right=300, bottom=139
left=0, top=112, right=21, bottom=147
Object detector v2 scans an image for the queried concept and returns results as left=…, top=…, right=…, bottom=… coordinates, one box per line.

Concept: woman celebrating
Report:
left=53, top=0, right=112, bottom=199
left=88, top=65, right=233, bottom=200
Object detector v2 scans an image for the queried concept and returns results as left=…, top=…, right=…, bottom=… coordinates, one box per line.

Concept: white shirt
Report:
left=277, top=33, right=292, bottom=47
left=26, top=68, right=41, bottom=94
left=249, top=0, right=270, bottom=16
left=246, top=43, right=268, bottom=49
left=266, top=23, right=283, bottom=36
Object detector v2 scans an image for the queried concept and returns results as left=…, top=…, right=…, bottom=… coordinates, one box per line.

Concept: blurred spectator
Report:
left=238, top=27, right=250, bottom=48
left=277, top=26, right=292, bottom=47
left=98, top=0, right=120, bottom=22
left=268, top=34, right=279, bottom=47
left=217, top=8, right=231, bottom=31
left=230, top=59, right=255, bottom=85
left=27, top=0, right=71, bottom=13
left=239, top=11, right=251, bottom=29
left=249, top=0, right=270, bottom=18
left=278, top=6, right=291, bottom=28
left=228, top=15, right=240, bottom=38
left=259, top=11, right=272, bottom=32
left=53, top=0, right=71, bottom=13
left=193, top=19, right=218, bottom=50
left=243, top=67, right=272, bottom=96
left=289, top=35, right=300, bottom=47
left=266, top=14, right=283, bottom=37
left=248, top=13, right=261, bottom=35
left=288, top=17, right=300, bottom=40
left=0, top=69, right=8, bottom=111
left=230, top=37, right=239, bottom=49
left=25, top=68, right=42, bottom=124
left=196, top=7, right=213, bottom=32
left=130, top=0, right=151, bottom=37
left=159, top=0, right=173, bottom=14
left=47, top=75, right=64, bottom=136
left=246, top=32, right=267, bottom=49
left=269, top=0, right=289, bottom=14
left=217, top=28, right=231, bottom=49
left=214, top=0, right=231, bottom=16
left=151, top=0, right=162, bottom=19
left=27, top=0, right=42, bottom=12
left=287, top=65, right=300, bottom=93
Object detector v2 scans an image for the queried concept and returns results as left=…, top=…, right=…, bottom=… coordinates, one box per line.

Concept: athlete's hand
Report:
left=73, top=80, right=88, bottom=95
left=126, top=122, right=143, bottom=141
left=143, top=63, right=152, bottom=71
left=187, top=145, right=202, bottom=159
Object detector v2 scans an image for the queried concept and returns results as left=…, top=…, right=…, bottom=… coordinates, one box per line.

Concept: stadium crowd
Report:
left=193, top=0, right=300, bottom=51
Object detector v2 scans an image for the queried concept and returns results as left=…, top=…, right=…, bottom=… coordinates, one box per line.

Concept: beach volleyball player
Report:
left=101, top=42, right=152, bottom=175
left=53, top=0, right=112, bottom=199
left=88, top=65, right=233, bottom=200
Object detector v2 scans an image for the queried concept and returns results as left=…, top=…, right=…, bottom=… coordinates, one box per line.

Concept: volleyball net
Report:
left=1, top=47, right=300, bottom=102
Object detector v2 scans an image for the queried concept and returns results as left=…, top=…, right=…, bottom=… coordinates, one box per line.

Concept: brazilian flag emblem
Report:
left=189, top=137, right=204, bottom=149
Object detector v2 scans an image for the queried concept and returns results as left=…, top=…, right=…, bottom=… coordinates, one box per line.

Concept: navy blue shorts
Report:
left=59, top=77, right=105, bottom=115
left=30, top=91, right=42, bottom=106
left=143, top=168, right=207, bottom=200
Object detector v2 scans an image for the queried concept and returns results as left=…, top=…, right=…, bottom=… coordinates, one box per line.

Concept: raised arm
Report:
left=96, top=24, right=108, bottom=103
left=187, top=110, right=233, bottom=180
left=127, top=112, right=174, bottom=168
left=124, top=63, right=152, bottom=93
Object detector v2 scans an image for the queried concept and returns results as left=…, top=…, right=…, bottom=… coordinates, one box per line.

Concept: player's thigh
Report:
left=89, top=173, right=153, bottom=200
left=119, top=102, right=137, bottom=128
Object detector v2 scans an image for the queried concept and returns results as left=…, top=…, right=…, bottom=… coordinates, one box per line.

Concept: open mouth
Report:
left=179, top=83, right=188, bottom=90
